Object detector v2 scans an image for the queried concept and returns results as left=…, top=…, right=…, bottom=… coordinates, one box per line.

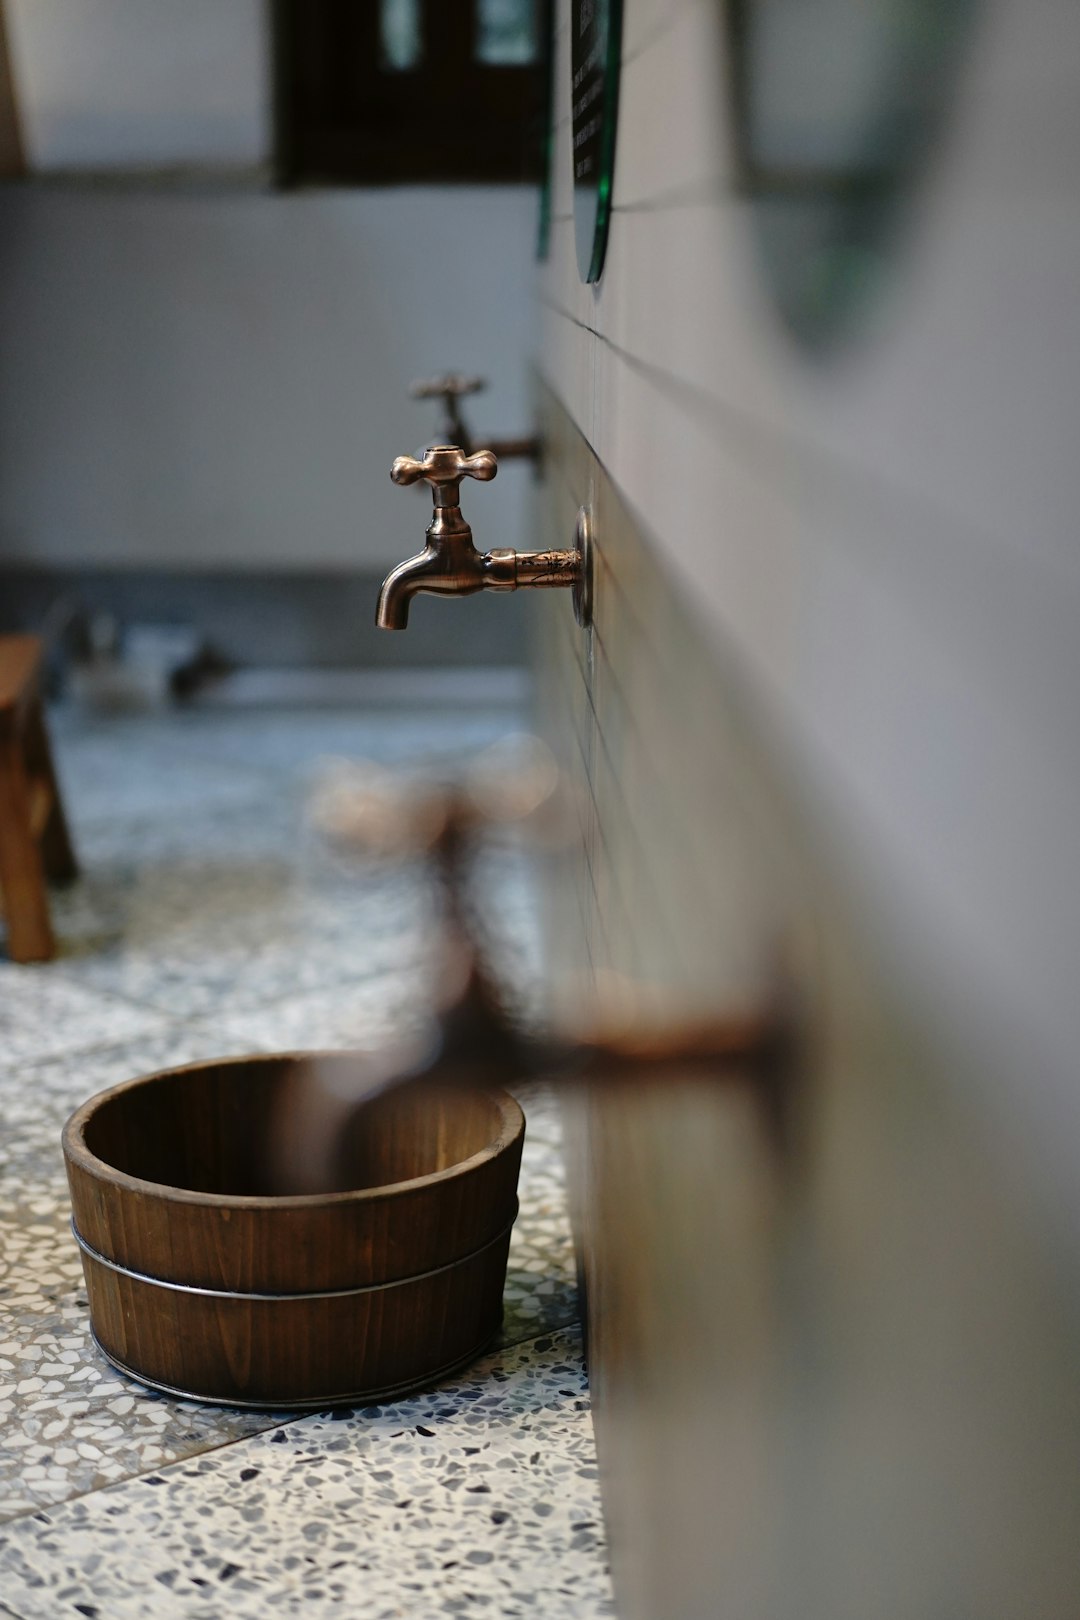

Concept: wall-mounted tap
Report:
left=410, top=373, right=541, bottom=464
left=376, top=444, right=592, bottom=630
left=308, top=749, right=801, bottom=1160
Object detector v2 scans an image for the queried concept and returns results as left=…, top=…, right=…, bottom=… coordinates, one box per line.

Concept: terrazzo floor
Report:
left=0, top=695, right=614, bottom=1619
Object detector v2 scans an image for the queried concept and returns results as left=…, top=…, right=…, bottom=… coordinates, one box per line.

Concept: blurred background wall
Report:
left=0, top=185, right=535, bottom=570
left=0, top=0, right=537, bottom=663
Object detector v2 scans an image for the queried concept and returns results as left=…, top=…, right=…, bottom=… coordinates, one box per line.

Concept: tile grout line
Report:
left=0, top=1320, right=588, bottom=1534
left=536, top=300, right=1080, bottom=591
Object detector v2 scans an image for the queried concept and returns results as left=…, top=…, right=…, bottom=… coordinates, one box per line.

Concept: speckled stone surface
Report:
left=0, top=1330, right=611, bottom=1620
left=0, top=703, right=610, bottom=1617
left=0, top=1030, right=294, bottom=1523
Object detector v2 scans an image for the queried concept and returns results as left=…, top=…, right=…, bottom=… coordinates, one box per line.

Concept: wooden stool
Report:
left=0, top=636, right=78, bottom=963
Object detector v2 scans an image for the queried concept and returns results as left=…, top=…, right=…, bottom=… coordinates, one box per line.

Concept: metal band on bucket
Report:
left=88, top=1326, right=505, bottom=1411
left=71, top=1203, right=518, bottom=1303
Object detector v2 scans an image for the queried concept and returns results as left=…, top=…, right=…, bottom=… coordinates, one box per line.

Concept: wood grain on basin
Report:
left=63, top=1052, right=525, bottom=1407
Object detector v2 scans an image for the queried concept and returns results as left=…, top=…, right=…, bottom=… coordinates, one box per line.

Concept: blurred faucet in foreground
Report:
left=308, top=740, right=801, bottom=1156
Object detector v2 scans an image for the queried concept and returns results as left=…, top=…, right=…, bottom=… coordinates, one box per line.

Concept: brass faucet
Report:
left=376, top=444, right=592, bottom=630
left=309, top=754, right=801, bottom=1159
left=410, top=373, right=540, bottom=464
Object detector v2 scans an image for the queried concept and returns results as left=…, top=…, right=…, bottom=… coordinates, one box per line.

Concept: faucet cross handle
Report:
left=390, top=445, right=498, bottom=509
left=409, top=375, right=487, bottom=451
left=410, top=373, right=486, bottom=403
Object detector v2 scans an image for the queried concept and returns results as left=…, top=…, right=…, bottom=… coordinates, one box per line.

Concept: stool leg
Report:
left=0, top=731, right=56, bottom=963
left=24, top=699, right=78, bottom=883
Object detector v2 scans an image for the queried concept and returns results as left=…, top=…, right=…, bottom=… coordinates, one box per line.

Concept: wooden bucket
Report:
left=62, top=1052, right=525, bottom=1408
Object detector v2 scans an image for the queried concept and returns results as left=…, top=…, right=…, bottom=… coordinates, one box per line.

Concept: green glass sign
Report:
left=727, top=0, right=973, bottom=350
left=571, top=0, right=622, bottom=283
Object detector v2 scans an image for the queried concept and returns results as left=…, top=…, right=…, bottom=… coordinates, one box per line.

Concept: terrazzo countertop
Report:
left=0, top=701, right=614, bottom=1619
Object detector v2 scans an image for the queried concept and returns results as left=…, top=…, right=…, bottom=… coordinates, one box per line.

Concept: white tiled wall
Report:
left=536, top=379, right=1080, bottom=1620
left=0, top=185, right=537, bottom=569
left=537, top=0, right=1080, bottom=1249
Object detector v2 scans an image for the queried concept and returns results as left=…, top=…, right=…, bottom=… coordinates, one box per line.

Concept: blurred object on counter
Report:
left=67, top=617, right=231, bottom=711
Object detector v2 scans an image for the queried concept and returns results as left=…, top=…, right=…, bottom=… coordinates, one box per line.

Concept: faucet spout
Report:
left=375, top=548, right=440, bottom=631
left=376, top=519, right=491, bottom=630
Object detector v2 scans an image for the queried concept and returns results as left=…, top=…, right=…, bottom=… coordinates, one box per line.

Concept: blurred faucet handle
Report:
left=310, top=737, right=569, bottom=865
left=409, top=373, right=486, bottom=403
left=308, top=760, right=452, bottom=859
left=462, top=734, right=563, bottom=831
left=409, top=373, right=540, bottom=467
left=409, top=374, right=487, bottom=451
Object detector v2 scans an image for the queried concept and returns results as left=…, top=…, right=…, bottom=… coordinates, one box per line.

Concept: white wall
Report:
left=0, top=184, right=538, bottom=569
left=539, top=0, right=1080, bottom=1248
left=6, top=0, right=269, bottom=172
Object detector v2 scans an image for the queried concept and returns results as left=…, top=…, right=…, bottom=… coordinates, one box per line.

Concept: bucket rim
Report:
left=62, top=1048, right=526, bottom=1212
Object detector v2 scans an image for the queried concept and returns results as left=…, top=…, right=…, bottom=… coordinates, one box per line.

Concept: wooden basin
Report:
left=62, top=1052, right=525, bottom=1407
